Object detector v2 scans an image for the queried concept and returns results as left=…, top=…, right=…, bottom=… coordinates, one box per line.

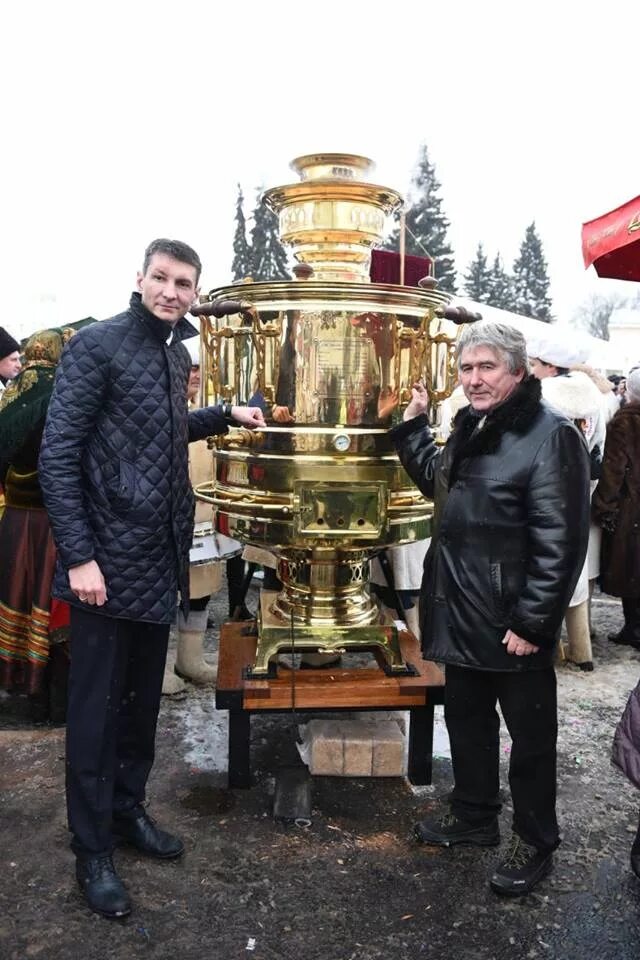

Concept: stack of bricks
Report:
left=299, top=716, right=406, bottom=777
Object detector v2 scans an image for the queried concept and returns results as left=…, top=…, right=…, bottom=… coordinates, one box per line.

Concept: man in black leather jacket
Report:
left=390, top=321, right=590, bottom=897
left=39, top=239, right=265, bottom=918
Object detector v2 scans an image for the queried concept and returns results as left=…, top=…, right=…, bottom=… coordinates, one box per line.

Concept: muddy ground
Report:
left=1, top=581, right=640, bottom=960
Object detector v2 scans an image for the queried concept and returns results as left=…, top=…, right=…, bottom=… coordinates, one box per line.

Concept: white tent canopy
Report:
left=453, top=298, right=626, bottom=373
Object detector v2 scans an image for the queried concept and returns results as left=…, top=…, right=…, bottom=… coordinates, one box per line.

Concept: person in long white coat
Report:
left=530, top=335, right=607, bottom=670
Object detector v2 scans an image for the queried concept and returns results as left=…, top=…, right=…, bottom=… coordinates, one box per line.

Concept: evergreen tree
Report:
left=231, top=184, right=253, bottom=281
left=512, top=222, right=554, bottom=322
left=487, top=253, right=517, bottom=311
left=383, top=144, right=457, bottom=293
left=463, top=243, right=492, bottom=303
left=249, top=189, right=290, bottom=281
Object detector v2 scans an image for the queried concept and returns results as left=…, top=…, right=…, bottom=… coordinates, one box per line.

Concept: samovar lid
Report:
left=291, top=154, right=374, bottom=182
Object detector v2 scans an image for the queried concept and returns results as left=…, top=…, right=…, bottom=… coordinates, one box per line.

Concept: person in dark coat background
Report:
left=592, top=368, right=640, bottom=648
left=599, top=368, right=640, bottom=883
left=390, top=321, right=590, bottom=897
left=39, top=239, right=265, bottom=919
left=0, top=326, right=22, bottom=399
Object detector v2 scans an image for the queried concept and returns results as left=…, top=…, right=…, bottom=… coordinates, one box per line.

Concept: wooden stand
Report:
left=215, top=621, right=445, bottom=788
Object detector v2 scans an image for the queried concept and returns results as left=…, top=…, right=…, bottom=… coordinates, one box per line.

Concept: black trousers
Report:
left=445, top=664, right=559, bottom=853
left=622, top=598, right=640, bottom=644
left=66, top=607, right=169, bottom=857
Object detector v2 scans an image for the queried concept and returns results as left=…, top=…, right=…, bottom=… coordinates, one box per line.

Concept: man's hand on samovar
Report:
left=232, top=405, right=267, bottom=429
left=403, top=381, right=429, bottom=421
left=272, top=405, right=295, bottom=424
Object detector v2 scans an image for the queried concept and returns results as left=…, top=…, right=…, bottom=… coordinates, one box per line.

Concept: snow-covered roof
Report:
left=609, top=308, right=640, bottom=329
left=452, top=298, right=626, bottom=372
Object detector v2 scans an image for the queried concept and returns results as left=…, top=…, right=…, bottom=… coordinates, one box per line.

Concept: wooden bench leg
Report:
left=228, top=710, right=251, bottom=788
left=408, top=703, right=434, bottom=786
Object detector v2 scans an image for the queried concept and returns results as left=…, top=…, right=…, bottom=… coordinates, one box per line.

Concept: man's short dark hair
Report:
left=143, top=239, right=202, bottom=284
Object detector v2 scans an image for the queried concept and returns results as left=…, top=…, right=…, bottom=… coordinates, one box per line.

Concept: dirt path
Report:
left=1, top=586, right=639, bottom=960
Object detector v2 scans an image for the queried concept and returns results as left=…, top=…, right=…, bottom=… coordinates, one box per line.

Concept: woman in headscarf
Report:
left=0, top=326, right=75, bottom=721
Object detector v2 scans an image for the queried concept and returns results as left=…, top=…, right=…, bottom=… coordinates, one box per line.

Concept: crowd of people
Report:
left=1, top=238, right=639, bottom=919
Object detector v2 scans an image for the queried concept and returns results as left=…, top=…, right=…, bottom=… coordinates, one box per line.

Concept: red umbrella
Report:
left=582, top=195, right=640, bottom=281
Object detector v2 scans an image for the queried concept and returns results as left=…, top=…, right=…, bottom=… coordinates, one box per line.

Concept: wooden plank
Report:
left=216, top=624, right=255, bottom=693
left=216, top=620, right=444, bottom=712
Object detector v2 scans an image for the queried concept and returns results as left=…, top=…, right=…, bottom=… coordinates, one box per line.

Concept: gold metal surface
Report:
left=196, top=153, right=459, bottom=674
left=253, top=591, right=408, bottom=677
left=262, top=154, right=402, bottom=283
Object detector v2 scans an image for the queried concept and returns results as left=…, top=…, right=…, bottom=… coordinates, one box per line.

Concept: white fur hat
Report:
left=527, top=330, right=589, bottom=368
left=184, top=336, right=201, bottom=366
left=540, top=370, right=603, bottom=420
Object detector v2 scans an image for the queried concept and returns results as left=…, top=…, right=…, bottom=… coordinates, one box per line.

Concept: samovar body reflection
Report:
left=195, top=155, right=460, bottom=675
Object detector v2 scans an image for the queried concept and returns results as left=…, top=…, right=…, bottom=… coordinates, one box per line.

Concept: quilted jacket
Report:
left=39, top=293, right=228, bottom=623
left=390, top=376, right=591, bottom=671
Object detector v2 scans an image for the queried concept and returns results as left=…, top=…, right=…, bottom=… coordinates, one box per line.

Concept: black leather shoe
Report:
left=112, top=811, right=184, bottom=859
left=490, top=835, right=553, bottom=896
left=232, top=604, right=255, bottom=622
left=414, top=812, right=500, bottom=847
left=76, top=854, right=131, bottom=919
left=609, top=631, right=640, bottom=650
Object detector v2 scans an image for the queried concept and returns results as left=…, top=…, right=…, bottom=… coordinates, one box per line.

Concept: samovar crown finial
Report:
left=290, top=153, right=375, bottom=182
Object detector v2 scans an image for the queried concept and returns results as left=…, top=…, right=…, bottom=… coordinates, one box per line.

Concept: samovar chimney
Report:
left=263, top=152, right=402, bottom=283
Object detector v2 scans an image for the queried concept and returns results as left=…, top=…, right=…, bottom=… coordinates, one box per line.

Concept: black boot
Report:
left=76, top=854, right=131, bottom=918
left=112, top=809, right=184, bottom=859
left=227, top=555, right=255, bottom=620
left=490, top=834, right=553, bottom=896
left=414, top=811, right=500, bottom=847
left=631, top=817, right=640, bottom=880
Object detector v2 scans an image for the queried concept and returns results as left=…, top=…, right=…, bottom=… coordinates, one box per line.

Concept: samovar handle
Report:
left=191, top=299, right=253, bottom=318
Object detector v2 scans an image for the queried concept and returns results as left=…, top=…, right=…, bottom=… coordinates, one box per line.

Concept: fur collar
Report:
left=448, top=376, right=541, bottom=481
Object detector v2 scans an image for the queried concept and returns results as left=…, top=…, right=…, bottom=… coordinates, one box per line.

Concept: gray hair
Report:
left=455, top=321, right=530, bottom=375
left=627, top=368, right=640, bottom=403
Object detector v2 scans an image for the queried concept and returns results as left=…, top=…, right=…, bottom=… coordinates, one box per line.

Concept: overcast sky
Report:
left=3, top=0, right=638, bottom=339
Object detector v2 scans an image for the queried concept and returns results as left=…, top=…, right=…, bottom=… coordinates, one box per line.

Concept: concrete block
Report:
left=298, top=716, right=407, bottom=777
left=304, top=720, right=344, bottom=775
left=343, top=726, right=373, bottom=776
left=371, top=720, right=406, bottom=776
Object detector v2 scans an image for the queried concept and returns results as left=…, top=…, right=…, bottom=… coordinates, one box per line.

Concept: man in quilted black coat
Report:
left=390, top=322, right=590, bottom=897
left=39, top=239, right=265, bottom=918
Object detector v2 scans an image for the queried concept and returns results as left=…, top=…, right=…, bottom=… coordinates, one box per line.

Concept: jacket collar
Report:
left=128, top=292, right=198, bottom=343
left=448, top=376, right=542, bottom=478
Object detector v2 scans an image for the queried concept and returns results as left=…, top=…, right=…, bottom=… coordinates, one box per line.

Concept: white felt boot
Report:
left=162, top=659, right=187, bottom=696
left=175, top=609, right=218, bottom=685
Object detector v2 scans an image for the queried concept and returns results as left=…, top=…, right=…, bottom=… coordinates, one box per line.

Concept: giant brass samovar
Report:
left=195, top=154, right=460, bottom=676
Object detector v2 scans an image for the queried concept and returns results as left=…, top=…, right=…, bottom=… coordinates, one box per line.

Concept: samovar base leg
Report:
left=247, top=593, right=416, bottom=676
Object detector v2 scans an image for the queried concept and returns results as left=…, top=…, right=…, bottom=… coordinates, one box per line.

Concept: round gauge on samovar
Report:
left=333, top=433, right=351, bottom=453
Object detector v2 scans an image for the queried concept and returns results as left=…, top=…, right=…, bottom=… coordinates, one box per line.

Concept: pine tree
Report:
left=463, top=243, right=492, bottom=303
left=383, top=145, right=457, bottom=293
left=231, top=184, right=252, bottom=281
left=512, top=222, right=554, bottom=322
left=249, top=190, right=290, bottom=281
left=487, top=253, right=517, bottom=311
